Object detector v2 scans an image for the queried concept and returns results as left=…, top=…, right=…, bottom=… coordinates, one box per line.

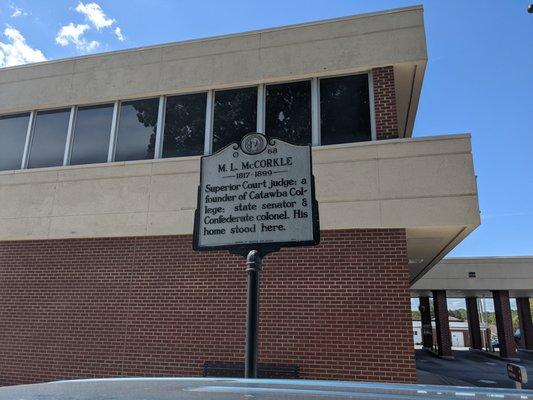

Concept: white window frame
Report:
left=311, top=77, right=320, bottom=146
left=154, top=96, right=166, bottom=159
left=20, top=110, right=36, bottom=169
left=107, top=101, right=120, bottom=162
left=368, top=71, right=377, bottom=141
left=204, top=90, right=214, bottom=155
left=256, top=83, right=265, bottom=134
left=63, top=106, right=77, bottom=166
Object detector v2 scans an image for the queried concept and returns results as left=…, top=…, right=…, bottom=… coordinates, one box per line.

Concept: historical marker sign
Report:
left=193, top=132, right=320, bottom=378
left=193, top=133, right=319, bottom=254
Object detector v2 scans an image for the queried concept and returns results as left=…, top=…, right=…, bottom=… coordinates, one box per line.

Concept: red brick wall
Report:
left=0, top=229, right=415, bottom=386
left=492, top=290, right=517, bottom=358
left=517, top=297, right=533, bottom=350
left=432, top=290, right=452, bottom=357
left=466, top=297, right=482, bottom=350
left=372, top=66, right=399, bottom=140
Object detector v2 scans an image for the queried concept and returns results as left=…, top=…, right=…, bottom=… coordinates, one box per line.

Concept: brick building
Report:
left=0, top=6, right=480, bottom=385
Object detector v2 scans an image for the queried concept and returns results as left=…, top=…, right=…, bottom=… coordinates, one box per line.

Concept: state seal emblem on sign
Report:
left=241, top=133, right=267, bottom=155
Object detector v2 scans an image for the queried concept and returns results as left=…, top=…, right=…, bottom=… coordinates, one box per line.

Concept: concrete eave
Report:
left=0, top=5, right=425, bottom=73
left=0, top=134, right=479, bottom=284
left=412, top=256, right=533, bottom=297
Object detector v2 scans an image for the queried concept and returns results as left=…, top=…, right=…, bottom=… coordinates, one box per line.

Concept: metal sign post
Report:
left=193, top=133, right=320, bottom=378
left=245, top=250, right=261, bottom=378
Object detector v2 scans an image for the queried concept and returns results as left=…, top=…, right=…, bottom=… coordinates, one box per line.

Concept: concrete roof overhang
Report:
left=411, top=257, right=533, bottom=298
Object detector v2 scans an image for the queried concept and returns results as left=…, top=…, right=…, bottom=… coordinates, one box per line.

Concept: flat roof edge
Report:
left=0, top=5, right=424, bottom=73
left=442, top=256, right=533, bottom=262
left=309, top=133, right=471, bottom=152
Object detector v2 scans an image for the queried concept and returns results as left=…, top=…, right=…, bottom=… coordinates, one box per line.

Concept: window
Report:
left=28, top=109, right=70, bottom=169
left=70, top=104, right=114, bottom=165
left=212, top=87, right=257, bottom=152
left=163, top=93, right=206, bottom=158
left=320, top=74, right=371, bottom=145
left=0, top=113, right=30, bottom=171
left=0, top=73, right=375, bottom=170
left=266, top=81, right=311, bottom=145
left=114, top=98, right=159, bottom=162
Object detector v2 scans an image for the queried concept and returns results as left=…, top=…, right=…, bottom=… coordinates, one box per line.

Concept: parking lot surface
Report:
left=416, top=349, right=533, bottom=389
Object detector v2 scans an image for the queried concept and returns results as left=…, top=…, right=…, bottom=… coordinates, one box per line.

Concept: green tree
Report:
left=448, top=308, right=467, bottom=321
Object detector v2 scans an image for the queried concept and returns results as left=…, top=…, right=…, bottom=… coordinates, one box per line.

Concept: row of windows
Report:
left=0, top=74, right=372, bottom=171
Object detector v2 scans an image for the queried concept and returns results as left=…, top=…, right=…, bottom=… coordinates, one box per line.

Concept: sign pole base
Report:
left=245, top=250, right=262, bottom=378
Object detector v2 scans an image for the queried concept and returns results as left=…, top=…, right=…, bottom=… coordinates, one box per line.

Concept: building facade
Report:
left=0, top=6, right=480, bottom=385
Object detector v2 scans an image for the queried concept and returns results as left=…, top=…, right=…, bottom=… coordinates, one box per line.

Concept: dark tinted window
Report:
left=70, top=104, right=113, bottom=165
left=266, top=81, right=311, bottom=145
left=115, top=99, right=158, bottom=162
left=28, top=109, right=70, bottom=169
left=213, top=87, right=257, bottom=152
left=163, top=93, right=206, bottom=158
left=320, top=74, right=371, bottom=145
left=0, top=113, right=29, bottom=171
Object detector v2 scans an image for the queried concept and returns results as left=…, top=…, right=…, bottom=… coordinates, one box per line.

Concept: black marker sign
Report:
left=507, top=363, right=528, bottom=384
left=193, top=133, right=319, bottom=254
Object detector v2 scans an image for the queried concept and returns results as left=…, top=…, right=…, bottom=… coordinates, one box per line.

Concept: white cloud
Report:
left=54, top=2, right=124, bottom=54
left=10, top=4, right=30, bottom=18
left=114, top=26, right=124, bottom=41
left=0, top=26, right=46, bottom=67
left=55, top=23, right=89, bottom=46
left=55, top=23, right=99, bottom=53
left=84, top=40, right=100, bottom=52
left=75, top=2, right=125, bottom=42
left=75, top=2, right=114, bottom=30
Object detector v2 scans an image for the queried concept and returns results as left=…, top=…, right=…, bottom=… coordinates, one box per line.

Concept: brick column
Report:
left=432, top=290, right=452, bottom=358
left=465, top=297, right=482, bottom=350
left=419, top=296, right=433, bottom=348
left=372, top=66, right=399, bottom=140
left=517, top=297, right=533, bottom=350
left=492, top=290, right=517, bottom=359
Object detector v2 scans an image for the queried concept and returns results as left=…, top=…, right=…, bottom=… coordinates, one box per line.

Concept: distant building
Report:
left=412, top=318, right=489, bottom=348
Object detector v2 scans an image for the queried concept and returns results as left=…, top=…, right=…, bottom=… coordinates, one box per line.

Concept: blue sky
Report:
left=0, top=1, right=532, bottom=257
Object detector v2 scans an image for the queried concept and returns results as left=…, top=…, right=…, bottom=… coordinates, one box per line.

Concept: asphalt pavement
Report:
left=416, top=348, right=533, bottom=389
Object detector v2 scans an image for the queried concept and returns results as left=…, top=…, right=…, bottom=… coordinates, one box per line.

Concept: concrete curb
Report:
left=424, top=347, right=454, bottom=360
left=469, top=348, right=520, bottom=362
